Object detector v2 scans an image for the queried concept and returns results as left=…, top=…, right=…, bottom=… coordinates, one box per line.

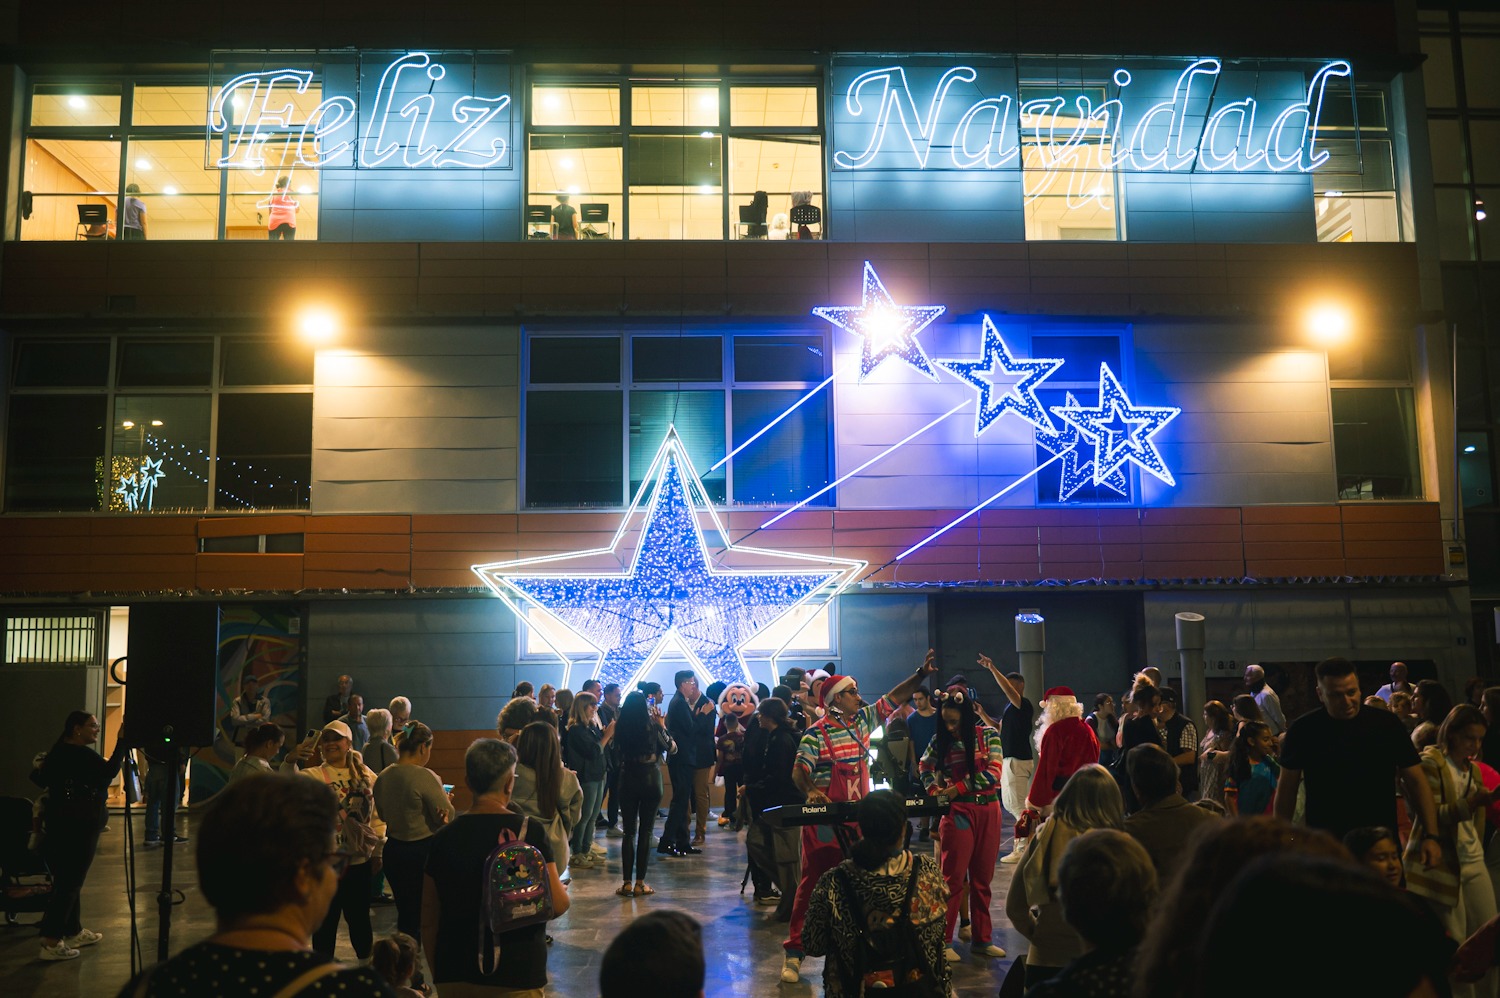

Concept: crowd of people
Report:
left=25, top=656, right=1500, bottom=997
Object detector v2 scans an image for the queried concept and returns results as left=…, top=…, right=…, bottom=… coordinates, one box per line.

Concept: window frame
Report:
left=1328, top=330, right=1424, bottom=501
left=1027, top=325, right=1136, bottom=506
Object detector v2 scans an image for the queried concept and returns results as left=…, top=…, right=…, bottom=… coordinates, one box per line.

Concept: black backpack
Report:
left=833, top=862, right=943, bottom=997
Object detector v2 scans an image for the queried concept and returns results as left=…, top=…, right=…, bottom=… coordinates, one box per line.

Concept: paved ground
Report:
left=3, top=809, right=1023, bottom=996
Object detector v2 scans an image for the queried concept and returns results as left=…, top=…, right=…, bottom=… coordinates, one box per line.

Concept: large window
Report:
left=1328, top=331, right=1421, bottom=500
left=523, top=329, right=832, bottom=508
left=5, top=336, right=314, bottom=512
left=1019, top=80, right=1122, bottom=241
left=526, top=80, right=822, bottom=240
left=21, top=80, right=321, bottom=241
left=1313, top=86, right=1402, bottom=242
left=1029, top=331, right=1133, bottom=504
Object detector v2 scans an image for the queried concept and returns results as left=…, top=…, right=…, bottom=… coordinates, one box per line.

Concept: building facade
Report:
left=0, top=1, right=1480, bottom=796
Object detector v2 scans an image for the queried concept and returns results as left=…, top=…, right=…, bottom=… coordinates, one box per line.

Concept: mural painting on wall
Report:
left=189, top=604, right=305, bottom=802
left=475, top=264, right=1182, bottom=692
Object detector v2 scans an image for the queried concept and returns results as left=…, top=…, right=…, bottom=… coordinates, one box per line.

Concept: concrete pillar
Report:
left=1015, top=610, right=1045, bottom=696
left=1175, top=611, right=1207, bottom=720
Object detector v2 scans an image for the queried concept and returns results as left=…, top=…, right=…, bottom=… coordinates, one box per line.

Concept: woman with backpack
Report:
left=803, top=790, right=950, bottom=997
left=301, top=719, right=385, bottom=961
left=614, top=688, right=674, bottom=896
left=422, top=738, right=570, bottom=995
left=511, top=721, right=583, bottom=877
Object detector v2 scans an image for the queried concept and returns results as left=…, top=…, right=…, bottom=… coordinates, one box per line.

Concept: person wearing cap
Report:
left=778, top=650, right=941, bottom=984
left=301, top=719, right=385, bottom=961
left=1027, top=687, right=1101, bottom=818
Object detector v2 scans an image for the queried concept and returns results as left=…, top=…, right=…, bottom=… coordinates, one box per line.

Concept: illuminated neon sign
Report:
left=116, top=457, right=164, bottom=512
left=209, top=51, right=512, bottom=170
left=832, top=59, right=1351, bottom=175
left=473, top=430, right=864, bottom=689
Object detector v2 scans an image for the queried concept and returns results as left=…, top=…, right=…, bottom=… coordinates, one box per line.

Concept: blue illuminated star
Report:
left=813, top=261, right=945, bottom=382
left=937, top=316, right=1064, bottom=435
left=473, top=431, right=865, bottom=689
left=1035, top=393, right=1129, bottom=501
left=1051, top=365, right=1181, bottom=486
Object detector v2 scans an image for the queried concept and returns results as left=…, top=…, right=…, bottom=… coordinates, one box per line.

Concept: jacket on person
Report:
left=511, top=762, right=584, bottom=871
left=1404, top=744, right=1487, bottom=907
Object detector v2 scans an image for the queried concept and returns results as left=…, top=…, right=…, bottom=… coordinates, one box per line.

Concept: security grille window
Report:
left=526, top=80, right=822, bottom=241
left=523, top=329, right=832, bottom=508
left=5, top=614, right=98, bottom=666
left=5, top=336, right=313, bottom=512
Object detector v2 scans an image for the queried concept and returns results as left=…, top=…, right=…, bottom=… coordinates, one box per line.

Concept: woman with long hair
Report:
left=1412, top=679, right=1455, bottom=751
left=1229, top=694, right=1263, bottom=729
left=1197, top=700, right=1234, bottom=806
left=1005, top=765, right=1125, bottom=990
left=803, top=791, right=950, bottom=998
left=920, top=687, right=1006, bottom=962
left=229, top=723, right=314, bottom=782
left=30, top=710, right=128, bottom=961
left=566, top=691, right=615, bottom=869
left=300, top=720, right=385, bottom=960
left=1115, top=679, right=1162, bottom=812
left=1223, top=720, right=1279, bottom=817
left=372, top=721, right=454, bottom=947
left=512, top=721, right=583, bottom=876
left=614, top=689, right=673, bottom=896
left=1405, top=704, right=1498, bottom=998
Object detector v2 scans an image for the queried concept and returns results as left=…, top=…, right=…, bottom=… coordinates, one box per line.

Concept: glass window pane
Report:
left=633, top=337, right=722, bottom=382
left=4, top=395, right=106, bottom=512
left=1436, top=187, right=1475, bottom=261
left=127, top=138, right=222, bottom=240
left=1034, top=388, right=1131, bottom=504
left=1473, top=122, right=1500, bottom=183
left=1327, top=334, right=1411, bottom=381
left=527, top=390, right=623, bottom=507
left=527, top=134, right=622, bottom=239
left=1479, top=187, right=1500, bottom=261
left=216, top=394, right=312, bottom=510
left=22, top=138, right=121, bottom=241
left=14, top=340, right=109, bottom=387
left=1332, top=387, right=1422, bottom=499
left=628, top=135, right=722, bottom=239
left=222, top=339, right=314, bottom=386
left=728, top=136, right=823, bottom=239
left=730, top=87, right=818, bottom=127
left=631, top=87, right=719, bottom=127
left=532, top=85, right=621, bottom=126
left=132, top=85, right=212, bottom=127
left=1021, top=92, right=1120, bottom=241
left=730, top=390, right=830, bottom=505
left=30, top=84, right=120, bottom=127
left=734, top=335, right=826, bottom=382
left=1463, top=38, right=1500, bottom=108
left=1459, top=433, right=1491, bottom=510
left=1030, top=335, right=1121, bottom=377
left=1422, top=36, right=1457, bottom=108
left=1429, top=120, right=1466, bottom=184
left=110, top=396, right=211, bottom=512
left=530, top=337, right=620, bottom=384
left=224, top=140, right=318, bottom=240
left=629, top=391, right=724, bottom=501
left=118, top=340, right=214, bottom=387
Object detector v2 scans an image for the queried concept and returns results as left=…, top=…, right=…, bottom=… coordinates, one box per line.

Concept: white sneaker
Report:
left=1000, top=848, right=1024, bottom=865
left=944, top=946, right=962, bottom=963
left=39, top=941, right=80, bottom=961
left=571, top=854, right=594, bottom=870
left=590, top=843, right=607, bottom=857
left=972, top=943, right=1006, bottom=958
left=958, top=923, right=971, bottom=942
left=781, top=956, right=802, bottom=982
left=65, top=929, right=102, bottom=948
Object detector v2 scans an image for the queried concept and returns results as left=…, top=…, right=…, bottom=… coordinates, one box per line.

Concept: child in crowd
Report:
left=1343, top=826, right=1403, bottom=888
left=371, top=932, right=423, bottom=997
left=1224, top=720, right=1279, bottom=817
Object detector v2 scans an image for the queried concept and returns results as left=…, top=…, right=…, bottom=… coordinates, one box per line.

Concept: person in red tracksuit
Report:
left=778, top=650, right=941, bottom=985
left=920, top=686, right=1007, bottom=963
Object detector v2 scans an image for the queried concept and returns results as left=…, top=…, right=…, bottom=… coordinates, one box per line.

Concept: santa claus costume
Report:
left=1026, top=687, right=1101, bottom=813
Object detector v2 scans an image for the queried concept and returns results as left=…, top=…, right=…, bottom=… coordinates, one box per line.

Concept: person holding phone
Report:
left=373, top=721, right=454, bottom=958
left=615, top=687, right=673, bottom=897
left=229, top=723, right=315, bottom=783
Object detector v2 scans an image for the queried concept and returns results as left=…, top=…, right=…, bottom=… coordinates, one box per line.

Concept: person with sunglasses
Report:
left=117, top=774, right=392, bottom=997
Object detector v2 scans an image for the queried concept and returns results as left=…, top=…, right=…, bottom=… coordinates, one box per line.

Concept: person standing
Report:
left=1224, top=721, right=1279, bottom=817
left=599, top=683, right=623, bottom=830
left=323, top=674, right=354, bottom=724
left=779, top=652, right=940, bottom=984
left=566, top=692, right=613, bottom=868
left=1377, top=662, right=1416, bottom=704
left=118, top=183, right=147, bottom=239
left=372, top=722, right=453, bottom=953
left=1197, top=700, right=1235, bottom=808
left=905, top=688, right=940, bottom=840
left=512, top=722, right=583, bottom=877
left=363, top=708, right=399, bottom=773
left=662, top=671, right=707, bottom=855
left=1154, top=687, right=1198, bottom=800
left=614, top=690, right=673, bottom=896
left=31, top=711, right=127, bottom=961
left=228, top=675, right=271, bottom=748
left=300, top=720, right=384, bottom=961
left=743, top=697, right=804, bottom=920
left=1116, top=679, right=1163, bottom=813
left=388, top=696, right=412, bottom=731
left=1122, top=744, right=1219, bottom=882
left=918, top=687, right=1007, bottom=962
left=139, top=745, right=188, bottom=849
left=258, top=176, right=299, bottom=240
left=1244, top=664, right=1286, bottom=737
left=976, top=655, right=1034, bottom=865
left=552, top=193, right=579, bottom=239
left=1275, top=657, right=1442, bottom=860
left=689, top=682, right=718, bottom=845
left=339, top=694, right=370, bottom=754
left=1086, top=693, right=1119, bottom=769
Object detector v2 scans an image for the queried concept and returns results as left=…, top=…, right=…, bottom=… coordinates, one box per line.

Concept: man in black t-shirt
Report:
left=1276, top=657, right=1441, bottom=868
left=978, top=656, right=1034, bottom=864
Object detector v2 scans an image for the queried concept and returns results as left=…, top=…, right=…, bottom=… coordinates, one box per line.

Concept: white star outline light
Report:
left=813, top=261, right=945, bottom=382
left=1051, top=364, right=1181, bottom=487
left=472, top=429, right=866, bottom=691
left=936, top=315, right=1065, bottom=436
left=115, top=456, right=165, bottom=511
left=1035, top=393, right=1130, bottom=501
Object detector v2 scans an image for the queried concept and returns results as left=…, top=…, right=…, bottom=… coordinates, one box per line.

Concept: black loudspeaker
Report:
left=121, top=604, right=221, bottom=751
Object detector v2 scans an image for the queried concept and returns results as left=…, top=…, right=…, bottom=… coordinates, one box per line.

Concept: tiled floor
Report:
left=3, top=811, right=1023, bottom=996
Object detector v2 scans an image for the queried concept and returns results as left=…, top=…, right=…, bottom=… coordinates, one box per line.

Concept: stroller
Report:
left=0, top=796, right=52, bottom=925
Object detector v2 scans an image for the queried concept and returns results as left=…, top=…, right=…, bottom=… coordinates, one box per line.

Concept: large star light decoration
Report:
left=473, top=431, right=865, bottom=690
left=813, top=261, right=945, bottom=381
left=1051, top=365, right=1181, bottom=486
left=936, top=316, right=1065, bottom=436
left=1035, top=393, right=1129, bottom=501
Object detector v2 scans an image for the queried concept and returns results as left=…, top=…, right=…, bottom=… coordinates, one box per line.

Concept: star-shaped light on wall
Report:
left=1035, top=393, right=1130, bottom=501
left=473, top=430, right=865, bottom=689
left=936, top=316, right=1065, bottom=436
left=813, top=261, right=945, bottom=381
left=1051, top=364, right=1181, bottom=486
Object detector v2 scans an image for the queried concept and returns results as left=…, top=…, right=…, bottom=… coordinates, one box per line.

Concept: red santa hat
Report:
left=818, top=674, right=856, bottom=710
left=1043, top=686, right=1076, bottom=700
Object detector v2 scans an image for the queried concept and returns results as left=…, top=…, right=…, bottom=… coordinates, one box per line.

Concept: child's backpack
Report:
left=479, top=816, right=554, bottom=974
left=834, top=862, right=943, bottom=997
